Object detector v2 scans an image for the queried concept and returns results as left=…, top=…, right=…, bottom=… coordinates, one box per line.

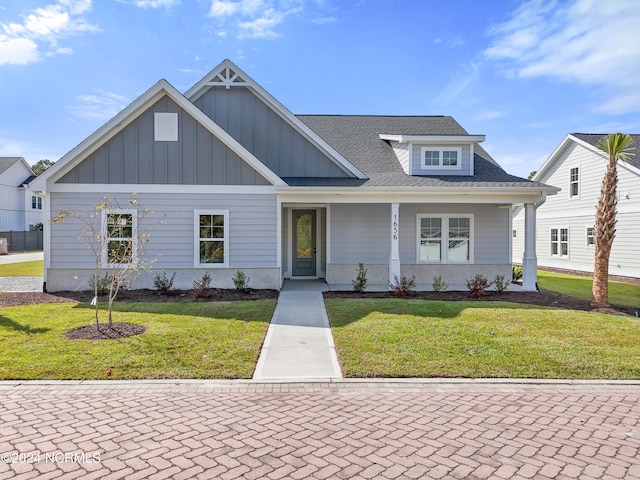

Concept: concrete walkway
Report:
left=0, top=251, right=43, bottom=264
left=253, top=280, right=342, bottom=380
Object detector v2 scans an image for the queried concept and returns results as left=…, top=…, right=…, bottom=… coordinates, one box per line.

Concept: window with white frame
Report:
left=195, top=210, right=228, bottom=267
left=550, top=227, right=569, bottom=257
left=32, top=196, right=42, bottom=210
left=569, top=167, right=579, bottom=198
left=418, top=215, right=472, bottom=263
left=420, top=147, right=462, bottom=169
left=104, top=210, right=136, bottom=264
left=512, top=229, right=517, bottom=239
left=586, top=227, right=594, bottom=247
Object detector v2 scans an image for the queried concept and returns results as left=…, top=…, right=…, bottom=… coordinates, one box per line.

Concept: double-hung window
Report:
left=418, top=215, right=472, bottom=263
left=420, top=147, right=462, bottom=170
left=195, top=210, right=228, bottom=267
left=550, top=228, right=569, bottom=257
left=586, top=227, right=594, bottom=247
left=103, top=210, right=136, bottom=264
left=32, top=196, right=42, bottom=210
left=569, top=167, right=579, bottom=198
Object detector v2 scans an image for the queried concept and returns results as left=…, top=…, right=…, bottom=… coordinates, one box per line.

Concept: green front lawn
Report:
left=0, top=300, right=275, bottom=380
left=537, top=270, right=640, bottom=307
left=326, top=298, right=640, bottom=379
left=0, top=260, right=43, bottom=277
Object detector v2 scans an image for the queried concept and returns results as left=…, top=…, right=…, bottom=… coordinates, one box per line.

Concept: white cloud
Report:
left=0, top=0, right=98, bottom=66
left=484, top=0, right=640, bottom=114
left=207, top=0, right=309, bottom=39
left=311, top=16, right=337, bottom=26
left=0, top=37, right=39, bottom=65
left=120, top=0, right=181, bottom=8
left=68, top=90, right=129, bottom=121
left=436, top=61, right=479, bottom=104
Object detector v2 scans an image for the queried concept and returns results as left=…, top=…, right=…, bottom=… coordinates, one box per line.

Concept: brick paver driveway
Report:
left=1, top=380, right=639, bottom=479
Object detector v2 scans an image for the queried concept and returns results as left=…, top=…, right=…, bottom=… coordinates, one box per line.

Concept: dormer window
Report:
left=420, top=147, right=461, bottom=169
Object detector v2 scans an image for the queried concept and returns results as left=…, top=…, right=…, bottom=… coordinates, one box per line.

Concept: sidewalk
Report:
left=0, top=251, right=43, bottom=264
left=253, top=280, right=342, bottom=380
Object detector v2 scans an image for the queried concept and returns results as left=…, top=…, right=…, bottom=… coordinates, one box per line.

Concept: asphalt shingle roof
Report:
left=0, top=157, right=23, bottom=176
left=572, top=133, right=640, bottom=169
left=293, top=115, right=550, bottom=189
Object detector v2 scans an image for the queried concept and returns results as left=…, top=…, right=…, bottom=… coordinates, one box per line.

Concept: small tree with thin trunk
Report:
left=51, top=195, right=157, bottom=329
left=592, top=133, right=634, bottom=308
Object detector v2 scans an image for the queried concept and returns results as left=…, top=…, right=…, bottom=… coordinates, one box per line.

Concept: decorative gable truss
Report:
left=186, top=59, right=367, bottom=180
left=379, top=134, right=486, bottom=177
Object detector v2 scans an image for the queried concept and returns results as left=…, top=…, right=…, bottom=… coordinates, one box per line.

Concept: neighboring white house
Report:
left=513, top=133, right=640, bottom=278
left=31, top=59, right=557, bottom=293
left=0, top=157, right=43, bottom=231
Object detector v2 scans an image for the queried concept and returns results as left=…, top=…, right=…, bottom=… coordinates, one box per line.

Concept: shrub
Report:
left=352, top=263, right=368, bottom=293
left=390, top=274, right=416, bottom=297
left=233, top=270, right=250, bottom=292
left=466, top=274, right=492, bottom=298
left=432, top=275, right=448, bottom=293
left=494, top=274, right=508, bottom=294
left=193, top=272, right=212, bottom=299
left=153, top=271, right=175, bottom=295
left=512, top=265, right=523, bottom=282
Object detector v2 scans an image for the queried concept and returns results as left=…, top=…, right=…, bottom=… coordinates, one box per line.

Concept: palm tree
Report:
left=591, top=133, right=634, bottom=308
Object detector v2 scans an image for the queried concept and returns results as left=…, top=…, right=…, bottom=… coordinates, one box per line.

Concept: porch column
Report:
left=389, top=203, right=400, bottom=287
left=522, top=202, right=537, bottom=291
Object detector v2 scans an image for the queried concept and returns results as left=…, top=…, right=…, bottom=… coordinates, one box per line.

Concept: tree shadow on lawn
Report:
left=68, top=298, right=276, bottom=324
left=0, top=315, right=50, bottom=334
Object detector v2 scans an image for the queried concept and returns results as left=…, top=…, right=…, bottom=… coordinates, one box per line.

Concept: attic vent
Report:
left=208, top=66, right=248, bottom=89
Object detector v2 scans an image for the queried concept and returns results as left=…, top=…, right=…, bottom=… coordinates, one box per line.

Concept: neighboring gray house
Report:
left=0, top=157, right=42, bottom=231
left=513, top=133, right=640, bottom=278
left=32, top=59, right=557, bottom=292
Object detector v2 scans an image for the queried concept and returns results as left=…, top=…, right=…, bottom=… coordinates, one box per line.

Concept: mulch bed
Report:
left=65, top=322, right=147, bottom=340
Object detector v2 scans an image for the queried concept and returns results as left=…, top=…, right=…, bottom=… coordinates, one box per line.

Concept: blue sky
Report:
left=1, top=0, right=639, bottom=180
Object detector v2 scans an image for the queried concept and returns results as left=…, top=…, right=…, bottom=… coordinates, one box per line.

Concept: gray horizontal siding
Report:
left=411, top=144, right=471, bottom=176
left=49, top=192, right=277, bottom=270
left=399, top=204, right=509, bottom=264
left=58, top=96, right=270, bottom=186
left=193, top=86, right=350, bottom=178
left=329, top=204, right=390, bottom=263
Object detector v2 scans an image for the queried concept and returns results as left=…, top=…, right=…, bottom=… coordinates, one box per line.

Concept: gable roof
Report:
left=31, top=79, right=286, bottom=191
left=186, top=59, right=366, bottom=180
left=295, top=115, right=555, bottom=191
left=571, top=133, right=640, bottom=169
left=0, top=157, right=30, bottom=176
left=534, top=133, right=640, bottom=183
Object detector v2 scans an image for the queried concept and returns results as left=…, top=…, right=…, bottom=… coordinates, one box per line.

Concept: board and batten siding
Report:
left=512, top=141, right=640, bottom=277
left=411, top=144, right=471, bottom=176
left=193, top=86, right=350, bottom=178
left=49, top=192, right=278, bottom=270
left=58, top=96, right=270, bottom=186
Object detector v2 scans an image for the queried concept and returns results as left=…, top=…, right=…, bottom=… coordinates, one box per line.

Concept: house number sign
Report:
left=392, top=214, right=398, bottom=240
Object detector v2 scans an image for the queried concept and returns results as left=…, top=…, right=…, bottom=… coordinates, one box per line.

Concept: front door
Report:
left=292, top=210, right=316, bottom=277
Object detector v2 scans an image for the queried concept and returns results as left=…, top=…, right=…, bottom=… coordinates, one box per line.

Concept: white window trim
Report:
left=100, top=209, right=138, bottom=267
left=512, top=228, right=517, bottom=239
left=416, top=214, right=474, bottom=264
left=569, top=165, right=580, bottom=199
left=194, top=209, right=229, bottom=268
left=154, top=112, right=179, bottom=141
left=420, top=146, right=463, bottom=170
left=550, top=227, right=569, bottom=258
left=586, top=226, right=594, bottom=248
